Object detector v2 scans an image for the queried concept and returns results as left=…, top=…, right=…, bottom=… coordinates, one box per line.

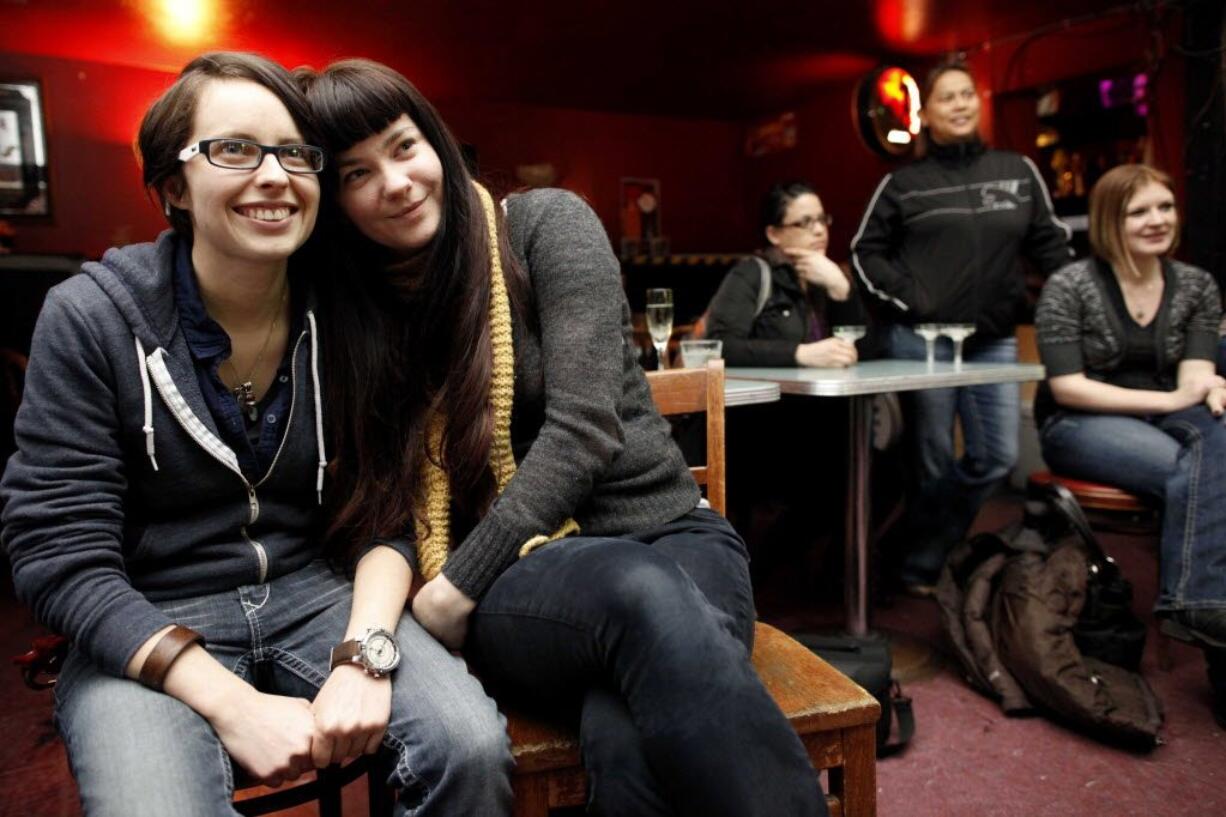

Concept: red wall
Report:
left=441, top=101, right=752, bottom=254
left=740, top=79, right=894, bottom=261
left=0, top=52, right=173, bottom=257
left=0, top=51, right=752, bottom=259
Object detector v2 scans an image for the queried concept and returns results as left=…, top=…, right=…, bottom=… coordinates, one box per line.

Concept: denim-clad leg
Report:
left=54, top=650, right=243, bottom=817
left=1040, top=407, right=1226, bottom=610
left=55, top=561, right=512, bottom=817
left=575, top=507, right=761, bottom=817
left=888, top=325, right=1020, bottom=582
left=468, top=509, right=825, bottom=817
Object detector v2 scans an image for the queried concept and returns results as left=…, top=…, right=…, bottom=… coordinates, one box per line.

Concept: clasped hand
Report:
left=211, top=667, right=392, bottom=788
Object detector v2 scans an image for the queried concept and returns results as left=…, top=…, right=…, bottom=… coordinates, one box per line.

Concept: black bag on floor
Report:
left=792, top=632, right=915, bottom=757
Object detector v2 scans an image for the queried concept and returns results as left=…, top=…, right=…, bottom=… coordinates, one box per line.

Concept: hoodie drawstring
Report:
left=306, top=310, right=326, bottom=506
left=133, top=337, right=159, bottom=472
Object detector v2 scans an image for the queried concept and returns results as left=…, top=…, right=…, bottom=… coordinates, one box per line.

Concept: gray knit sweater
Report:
left=440, top=189, right=700, bottom=600
left=1035, top=256, right=1220, bottom=381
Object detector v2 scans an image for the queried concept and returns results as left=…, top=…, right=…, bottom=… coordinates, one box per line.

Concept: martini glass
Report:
left=832, top=324, right=867, bottom=344
left=915, top=324, right=942, bottom=368
left=940, top=323, right=977, bottom=369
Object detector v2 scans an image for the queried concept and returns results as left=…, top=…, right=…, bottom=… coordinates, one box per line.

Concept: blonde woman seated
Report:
left=1035, top=163, right=1226, bottom=725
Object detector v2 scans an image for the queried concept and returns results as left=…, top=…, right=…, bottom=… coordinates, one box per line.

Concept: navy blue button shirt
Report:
left=173, top=239, right=297, bottom=480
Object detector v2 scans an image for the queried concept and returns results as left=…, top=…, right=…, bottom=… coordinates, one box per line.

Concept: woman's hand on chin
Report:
left=412, top=573, right=476, bottom=649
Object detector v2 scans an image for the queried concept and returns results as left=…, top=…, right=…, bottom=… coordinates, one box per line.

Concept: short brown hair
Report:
left=138, top=52, right=319, bottom=239
left=1088, top=163, right=1178, bottom=278
left=921, top=60, right=976, bottom=108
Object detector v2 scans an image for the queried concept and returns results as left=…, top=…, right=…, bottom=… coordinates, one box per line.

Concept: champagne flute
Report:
left=915, top=324, right=942, bottom=368
left=940, top=323, right=977, bottom=369
left=645, top=288, right=674, bottom=370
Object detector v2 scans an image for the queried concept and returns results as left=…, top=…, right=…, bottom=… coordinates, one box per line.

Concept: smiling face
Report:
left=765, top=193, right=829, bottom=254
left=167, top=78, right=320, bottom=272
left=334, top=114, right=445, bottom=256
left=1122, top=180, right=1177, bottom=262
left=922, top=69, right=981, bottom=145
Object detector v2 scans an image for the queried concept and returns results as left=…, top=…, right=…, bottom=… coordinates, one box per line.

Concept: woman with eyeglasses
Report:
left=1, top=52, right=511, bottom=815
left=705, top=181, right=860, bottom=368
left=850, top=61, right=1073, bottom=594
left=298, top=58, right=825, bottom=817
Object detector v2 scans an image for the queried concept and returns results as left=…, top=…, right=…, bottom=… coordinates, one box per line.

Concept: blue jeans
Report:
left=467, top=508, right=825, bottom=817
left=1040, top=407, right=1226, bottom=611
left=54, top=560, right=513, bottom=817
left=888, top=326, right=1020, bottom=583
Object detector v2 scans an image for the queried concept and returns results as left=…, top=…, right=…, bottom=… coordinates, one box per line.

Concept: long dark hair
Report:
left=297, top=59, right=535, bottom=563
left=140, top=52, right=321, bottom=239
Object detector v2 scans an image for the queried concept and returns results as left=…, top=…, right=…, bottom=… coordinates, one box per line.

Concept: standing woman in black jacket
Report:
left=851, top=62, right=1073, bottom=592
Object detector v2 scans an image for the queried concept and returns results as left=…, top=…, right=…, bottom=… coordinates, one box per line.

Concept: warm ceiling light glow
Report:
left=147, top=0, right=218, bottom=45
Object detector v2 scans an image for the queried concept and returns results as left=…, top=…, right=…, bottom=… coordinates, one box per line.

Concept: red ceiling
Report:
left=1, top=0, right=1144, bottom=117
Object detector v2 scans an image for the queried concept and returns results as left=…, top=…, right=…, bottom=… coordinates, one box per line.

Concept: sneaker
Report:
left=1160, top=608, right=1226, bottom=650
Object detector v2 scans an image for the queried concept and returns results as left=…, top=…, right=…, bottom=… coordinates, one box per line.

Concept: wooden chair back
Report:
left=646, top=358, right=726, bottom=514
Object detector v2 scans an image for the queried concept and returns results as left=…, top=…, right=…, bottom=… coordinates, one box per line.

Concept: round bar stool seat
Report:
left=1027, top=470, right=1148, bottom=513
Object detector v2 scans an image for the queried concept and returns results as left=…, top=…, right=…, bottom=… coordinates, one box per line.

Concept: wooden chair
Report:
left=505, top=359, right=882, bottom=817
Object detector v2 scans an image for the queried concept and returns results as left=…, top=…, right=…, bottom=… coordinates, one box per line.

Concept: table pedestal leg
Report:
left=844, top=395, right=873, bottom=636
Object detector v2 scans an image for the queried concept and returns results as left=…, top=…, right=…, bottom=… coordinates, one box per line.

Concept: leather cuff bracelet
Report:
left=138, top=625, right=204, bottom=691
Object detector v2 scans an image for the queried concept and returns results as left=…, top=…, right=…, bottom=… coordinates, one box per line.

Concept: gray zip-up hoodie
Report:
left=1, top=231, right=327, bottom=678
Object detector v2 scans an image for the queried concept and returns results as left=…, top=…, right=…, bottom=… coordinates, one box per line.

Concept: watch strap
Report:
left=330, top=639, right=363, bottom=671
left=138, top=625, right=204, bottom=691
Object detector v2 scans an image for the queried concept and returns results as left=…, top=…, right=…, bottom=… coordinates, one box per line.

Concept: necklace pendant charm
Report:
left=233, top=381, right=257, bottom=418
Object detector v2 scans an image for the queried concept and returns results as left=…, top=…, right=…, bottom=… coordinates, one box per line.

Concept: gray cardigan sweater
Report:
left=439, top=189, right=700, bottom=599
left=1, top=234, right=326, bottom=677
left=1035, top=256, right=1220, bottom=381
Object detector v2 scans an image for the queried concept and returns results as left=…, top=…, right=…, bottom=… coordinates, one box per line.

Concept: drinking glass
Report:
left=939, top=323, right=977, bottom=369
left=645, top=288, right=674, bottom=370
left=832, top=325, right=867, bottom=344
left=680, top=339, right=722, bottom=369
left=915, top=323, right=942, bottom=368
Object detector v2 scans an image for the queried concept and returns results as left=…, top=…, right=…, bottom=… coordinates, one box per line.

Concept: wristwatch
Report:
left=330, top=628, right=401, bottom=677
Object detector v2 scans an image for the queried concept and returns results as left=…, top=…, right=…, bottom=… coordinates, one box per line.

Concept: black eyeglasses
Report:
left=178, top=138, right=326, bottom=174
left=781, top=213, right=833, bottom=231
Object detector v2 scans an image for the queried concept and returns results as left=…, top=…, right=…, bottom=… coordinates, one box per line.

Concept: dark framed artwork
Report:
left=0, top=80, right=50, bottom=217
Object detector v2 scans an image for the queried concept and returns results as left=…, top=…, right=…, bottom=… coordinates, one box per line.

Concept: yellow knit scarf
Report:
left=413, top=182, right=579, bottom=579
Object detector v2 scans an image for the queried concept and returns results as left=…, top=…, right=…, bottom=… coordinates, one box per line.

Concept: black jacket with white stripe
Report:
left=850, top=139, right=1073, bottom=339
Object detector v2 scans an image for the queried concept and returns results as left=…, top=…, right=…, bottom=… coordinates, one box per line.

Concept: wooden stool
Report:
left=506, top=621, right=881, bottom=817
left=504, top=362, right=881, bottom=816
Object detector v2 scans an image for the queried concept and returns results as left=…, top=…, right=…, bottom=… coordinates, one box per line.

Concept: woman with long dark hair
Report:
left=1036, top=163, right=1226, bottom=726
left=851, top=61, right=1074, bottom=594
left=300, top=58, right=824, bottom=817
left=1, top=52, right=511, bottom=815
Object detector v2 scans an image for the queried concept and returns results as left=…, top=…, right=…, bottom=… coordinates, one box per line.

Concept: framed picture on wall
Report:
left=0, top=80, right=50, bottom=217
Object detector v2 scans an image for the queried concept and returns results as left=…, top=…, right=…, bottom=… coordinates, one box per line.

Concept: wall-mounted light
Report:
left=855, top=65, right=921, bottom=158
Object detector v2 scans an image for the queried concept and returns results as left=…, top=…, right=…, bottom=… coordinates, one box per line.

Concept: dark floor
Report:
left=1, top=493, right=1224, bottom=816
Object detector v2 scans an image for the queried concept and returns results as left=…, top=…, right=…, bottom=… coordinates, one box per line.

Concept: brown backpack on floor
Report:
left=937, top=485, right=1164, bottom=749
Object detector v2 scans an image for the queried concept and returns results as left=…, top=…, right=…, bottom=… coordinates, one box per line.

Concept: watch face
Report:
left=363, top=631, right=399, bottom=672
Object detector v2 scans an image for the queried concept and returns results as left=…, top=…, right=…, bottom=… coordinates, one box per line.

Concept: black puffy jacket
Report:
left=850, top=140, right=1073, bottom=339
